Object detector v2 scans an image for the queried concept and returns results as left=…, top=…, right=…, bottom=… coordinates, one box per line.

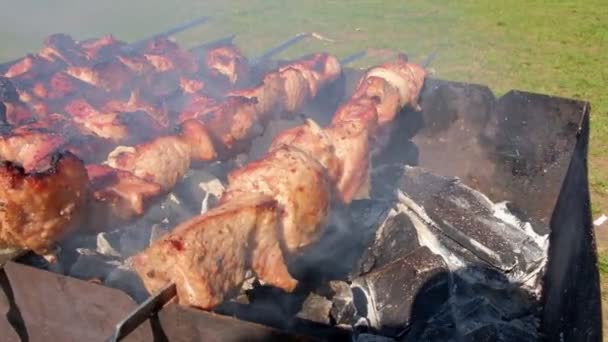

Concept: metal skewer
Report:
left=189, top=34, right=237, bottom=55
left=250, top=33, right=311, bottom=65
left=106, top=282, right=177, bottom=342
left=340, top=50, right=367, bottom=65
left=125, top=15, right=211, bottom=52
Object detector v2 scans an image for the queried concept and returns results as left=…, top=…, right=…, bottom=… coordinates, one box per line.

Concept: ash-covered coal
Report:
left=347, top=165, right=549, bottom=340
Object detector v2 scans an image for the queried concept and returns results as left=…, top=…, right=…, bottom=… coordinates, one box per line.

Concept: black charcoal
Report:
left=329, top=281, right=358, bottom=326
left=397, top=166, right=546, bottom=274
left=351, top=247, right=449, bottom=334
left=354, top=213, right=420, bottom=277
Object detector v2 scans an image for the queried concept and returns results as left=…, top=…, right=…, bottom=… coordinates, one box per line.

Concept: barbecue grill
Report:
left=0, top=20, right=601, bottom=342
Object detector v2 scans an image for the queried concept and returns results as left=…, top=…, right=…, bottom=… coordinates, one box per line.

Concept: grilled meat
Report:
left=205, top=44, right=250, bottom=87
left=224, top=145, right=331, bottom=252
left=133, top=56, right=426, bottom=309
left=87, top=164, right=162, bottom=224
left=39, top=34, right=88, bottom=65
left=131, top=192, right=296, bottom=309
left=106, top=136, right=191, bottom=191
left=0, top=152, right=88, bottom=254
left=80, top=35, right=126, bottom=60
left=65, top=99, right=130, bottom=142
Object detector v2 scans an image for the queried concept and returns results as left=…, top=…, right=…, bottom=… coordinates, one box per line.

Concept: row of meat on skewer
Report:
left=0, top=31, right=427, bottom=311
left=0, top=33, right=342, bottom=255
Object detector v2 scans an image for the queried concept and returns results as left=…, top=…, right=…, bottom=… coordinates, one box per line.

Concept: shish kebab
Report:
left=0, top=50, right=362, bottom=258
left=131, top=54, right=426, bottom=310
left=0, top=33, right=312, bottom=170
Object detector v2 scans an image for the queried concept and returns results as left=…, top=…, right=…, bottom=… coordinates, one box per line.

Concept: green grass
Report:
left=0, top=0, right=606, bottom=214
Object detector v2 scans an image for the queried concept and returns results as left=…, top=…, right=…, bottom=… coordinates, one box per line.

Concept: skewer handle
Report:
left=106, top=282, right=177, bottom=342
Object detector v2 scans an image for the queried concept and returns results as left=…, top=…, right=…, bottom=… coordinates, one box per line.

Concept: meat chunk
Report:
left=177, top=93, right=219, bottom=123
left=0, top=152, right=88, bottom=254
left=65, top=99, right=129, bottom=142
left=87, top=164, right=162, bottom=224
left=326, top=98, right=380, bottom=203
left=39, top=34, right=88, bottom=65
left=0, top=129, right=66, bottom=171
left=228, top=72, right=285, bottom=120
left=106, top=136, right=191, bottom=191
left=80, top=35, right=126, bottom=60
left=278, top=67, right=310, bottom=113
left=205, top=45, right=250, bottom=86
left=224, top=145, right=331, bottom=252
left=359, top=54, right=426, bottom=111
left=202, top=96, right=260, bottom=152
left=269, top=119, right=340, bottom=182
left=132, top=193, right=296, bottom=309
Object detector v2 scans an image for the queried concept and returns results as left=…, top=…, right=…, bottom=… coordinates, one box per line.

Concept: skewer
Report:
left=189, top=34, right=237, bottom=55
left=106, top=282, right=177, bottom=342
left=339, top=50, right=367, bottom=65
left=124, top=15, right=211, bottom=52
left=0, top=16, right=212, bottom=74
left=249, top=33, right=310, bottom=65
left=421, top=49, right=438, bottom=69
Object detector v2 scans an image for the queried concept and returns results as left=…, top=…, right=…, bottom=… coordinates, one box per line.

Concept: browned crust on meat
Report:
left=0, top=152, right=88, bottom=253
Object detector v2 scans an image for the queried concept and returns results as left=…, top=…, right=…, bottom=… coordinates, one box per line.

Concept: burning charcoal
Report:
left=69, top=249, right=120, bottom=281
left=96, top=232, right=121, bottom=257
left=351, top=247, right=449, bottom=335
left=329, top=281, right=358, bottom=326
left=296, top=293, right=332, bottom=325
left=354, top=213, right=420, bottom=277
left=395, top=166, right=546, bottom=274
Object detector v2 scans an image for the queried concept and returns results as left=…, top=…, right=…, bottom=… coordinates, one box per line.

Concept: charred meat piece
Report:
left=0, top=152, right=88, bottom=254
left=132, top=193, right=296, bottom=309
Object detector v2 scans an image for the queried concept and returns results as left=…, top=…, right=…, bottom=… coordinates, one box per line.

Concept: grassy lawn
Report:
left=1, top=0, right=607, bottom=333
